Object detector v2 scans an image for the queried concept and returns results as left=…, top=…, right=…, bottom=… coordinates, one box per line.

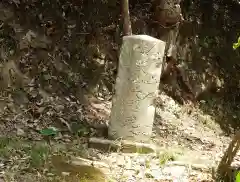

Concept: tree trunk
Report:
left=215, top=131, right=240, bottom=181
left=108, top=35, right=166, bottom=142
left=152, top=0, right=182, bottom=88
left=152, top=0, right=183, bottom=58
left=152, top=0, right=196, bottom=104
left=121, top=0, right=132, bottom=35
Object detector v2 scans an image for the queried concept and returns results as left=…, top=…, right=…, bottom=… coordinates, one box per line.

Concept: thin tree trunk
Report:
left=121, top=0, right=132, bottom=35
left=215, top=131, right=240, bottom=181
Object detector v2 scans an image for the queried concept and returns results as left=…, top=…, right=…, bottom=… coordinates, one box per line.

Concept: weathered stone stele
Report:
left=108, top=35, right=166, bottom=143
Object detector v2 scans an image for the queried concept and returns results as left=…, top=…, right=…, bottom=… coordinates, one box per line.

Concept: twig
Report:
left=59, top=117, right=72, bottom=133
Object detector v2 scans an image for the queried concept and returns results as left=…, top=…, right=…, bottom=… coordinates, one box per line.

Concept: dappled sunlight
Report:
left=0, top=0, right=239, bottom=181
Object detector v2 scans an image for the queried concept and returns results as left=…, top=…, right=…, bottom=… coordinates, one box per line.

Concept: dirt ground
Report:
left=0, top=1, right=238, bottom=182
left=1, top=91, right=233, bottom=182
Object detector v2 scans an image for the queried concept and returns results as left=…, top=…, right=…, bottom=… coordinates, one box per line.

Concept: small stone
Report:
left=17, top=128, right=25, bottom=136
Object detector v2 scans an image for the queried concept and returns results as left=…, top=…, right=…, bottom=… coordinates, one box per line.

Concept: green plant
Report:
left=29, top=144, right=50, bottom=168
left=233, top=36, right=240, bottom=50
left=158, top=151, right=177, bottom=165
left=0, top=137, right=16, bottom=158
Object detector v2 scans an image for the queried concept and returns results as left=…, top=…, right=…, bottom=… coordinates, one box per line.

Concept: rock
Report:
left=16, top=128, right=25, bottom=136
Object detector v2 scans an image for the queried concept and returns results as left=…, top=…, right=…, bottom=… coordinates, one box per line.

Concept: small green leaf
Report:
left=233, top=42, right=240, bottom=50
left=40, top=127, right=58, bottom=136
left=233, top=36, right=240, bottom=50
left=236, top=171, right=240, bottom=182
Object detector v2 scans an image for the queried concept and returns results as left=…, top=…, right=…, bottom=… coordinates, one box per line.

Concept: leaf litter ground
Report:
left=0, top=1, right=238, bottom=182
